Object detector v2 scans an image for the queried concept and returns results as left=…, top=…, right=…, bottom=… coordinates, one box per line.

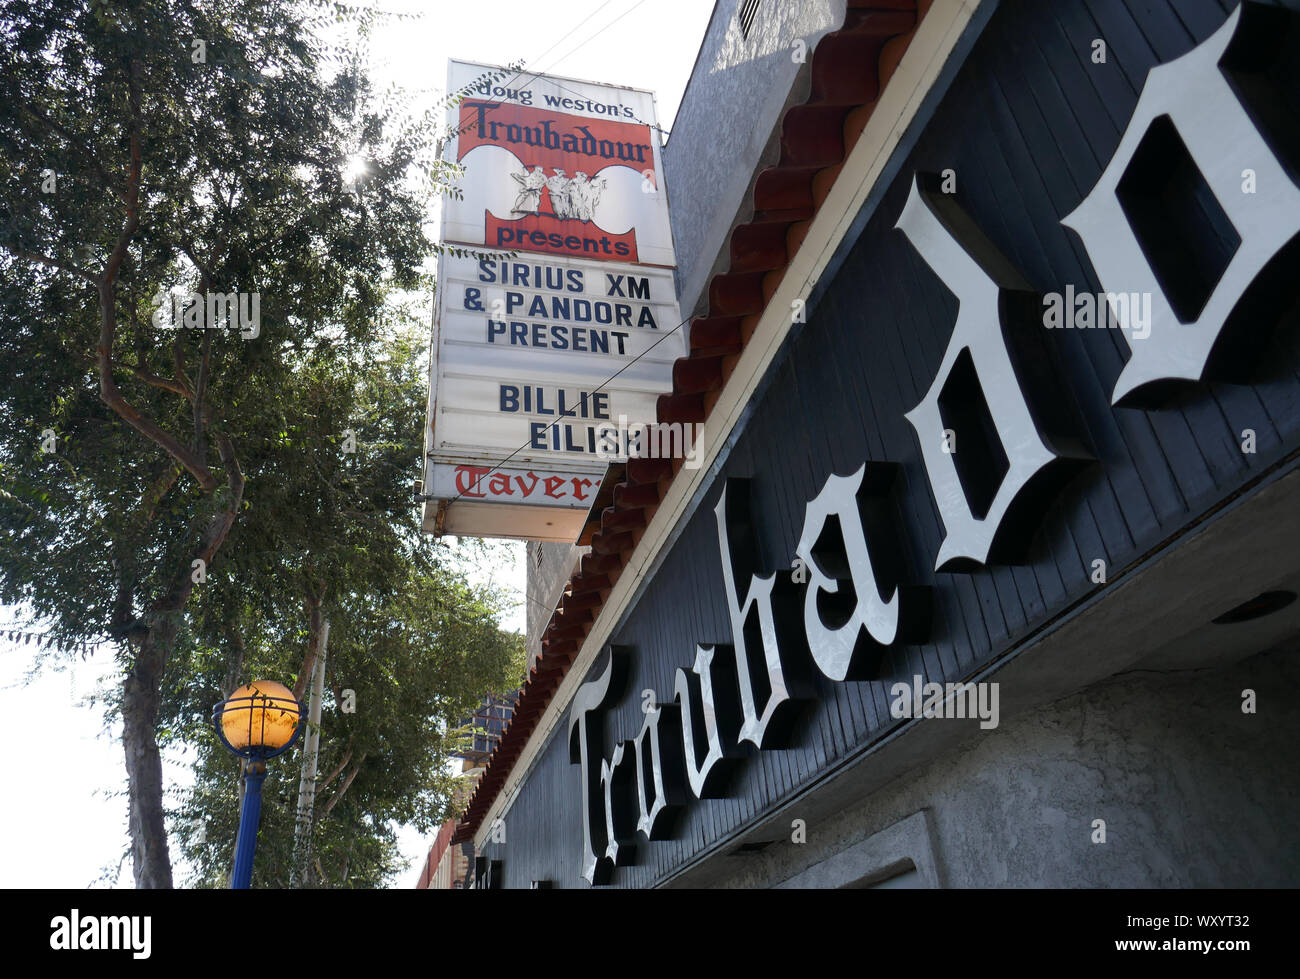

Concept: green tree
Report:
left=155, top=327, right=526, bottom=887
left=0, top=0, right=452, bottom=886
left=173, top=566, right=524, bottom=888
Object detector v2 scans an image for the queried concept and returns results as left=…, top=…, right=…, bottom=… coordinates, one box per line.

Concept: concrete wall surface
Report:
left=525, top=541, right=584, bottom=671
left=706, top=644, right=1300, bottom=888
left=663, top=0, right=846, bottom=319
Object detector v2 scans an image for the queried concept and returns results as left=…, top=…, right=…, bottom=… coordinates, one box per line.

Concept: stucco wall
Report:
left=663, top=0, right=846, bottom=319
left=703, top=644, right=1300, bottom=888
left=525, top=541, right=584, bottom=671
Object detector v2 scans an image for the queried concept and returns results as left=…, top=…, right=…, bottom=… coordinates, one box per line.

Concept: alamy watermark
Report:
left=151, top=290, right=261, bottom=339
left=889, top=675, right=1000, bottom=730
left=50, top=909, right=151, bottom=959
left=593, top=416, right=705, bottom=470
left=1042, top=285, right=1151, bottom=340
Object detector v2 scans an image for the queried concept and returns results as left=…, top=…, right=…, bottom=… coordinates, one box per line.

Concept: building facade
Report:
left=452, top=0, right=1300, bottom=887
left=417, top=694, right=516, bottom=888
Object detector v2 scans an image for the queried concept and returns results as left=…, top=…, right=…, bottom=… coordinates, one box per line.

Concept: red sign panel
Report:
left=457, top=100, right=656, bottom=262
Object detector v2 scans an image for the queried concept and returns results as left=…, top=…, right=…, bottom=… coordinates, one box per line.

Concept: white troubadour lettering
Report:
left=567, top=650, right=626, bottom=885
left=793, top=463, right=925, bottom=681
left=715, top=480, right=808, bottom=748
left=674, top=643, right=739, bottom=798
left=598, top=741, right=638, bottom=868
left=896, top=173, right=1088, bottom=571
left=1063, top=4, right=1300, bottom=404
left=632, top=701, right=686, bottom=840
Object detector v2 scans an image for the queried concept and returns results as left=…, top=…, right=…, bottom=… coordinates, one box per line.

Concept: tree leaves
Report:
left=0, top=0, right=502, bottom=888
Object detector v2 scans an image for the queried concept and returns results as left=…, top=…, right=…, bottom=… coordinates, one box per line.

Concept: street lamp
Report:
left=213, top=680, right=303, bottom=889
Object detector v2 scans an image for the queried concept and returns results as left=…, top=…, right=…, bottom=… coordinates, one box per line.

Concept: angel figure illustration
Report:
left=511, top=166, right=547, bottom=215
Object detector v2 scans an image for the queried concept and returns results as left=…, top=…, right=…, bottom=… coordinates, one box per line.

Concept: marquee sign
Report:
left=423, top=61, right=685, bottom=542
left=559, top=2, right=1300, bottom=884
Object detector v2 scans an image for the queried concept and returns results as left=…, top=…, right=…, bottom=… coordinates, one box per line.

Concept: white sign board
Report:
left=422, top=60, right=686, bottom=541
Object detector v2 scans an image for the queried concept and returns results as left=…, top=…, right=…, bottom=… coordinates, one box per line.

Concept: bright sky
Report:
left=362, top=0, right=713, bottom=135
left=0, top=0, right=716, bottom=890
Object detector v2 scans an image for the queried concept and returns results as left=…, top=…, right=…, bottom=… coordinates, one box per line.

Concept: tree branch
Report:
left=320, top=753, right=366, bottom=818
left=293, top=590, right=325, bottom=704
left=17, top=101, right=127, bottom=202
left=141, top=462, right=182, bottom=526
left=316, top=742, right=353, bottom=796
left=193, top=329, right=212, bottom=457
left=108, top=459, right=181, bottom=640
left=156, top=432, right=245, bottom=614
left=94, top=58, right=222, bottom=494
left=170, top=331, right=187, bottom=390
left=178, top=240, right=214, bottom=288
left=1, top=246, right=97, bottom=285
left=222, top=628, right=245, bottom=700
left=131, top=364, right=192, bottom=398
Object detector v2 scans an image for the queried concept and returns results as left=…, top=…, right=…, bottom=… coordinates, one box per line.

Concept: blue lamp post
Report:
left=213, top=681, right=303, bottom=889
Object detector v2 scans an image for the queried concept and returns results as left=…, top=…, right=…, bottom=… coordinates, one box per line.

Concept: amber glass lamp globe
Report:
left=221, top=680, right=301, bottom=751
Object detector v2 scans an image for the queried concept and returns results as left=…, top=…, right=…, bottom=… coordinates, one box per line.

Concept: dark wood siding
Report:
left=487, top=0, right=1300, bottom=887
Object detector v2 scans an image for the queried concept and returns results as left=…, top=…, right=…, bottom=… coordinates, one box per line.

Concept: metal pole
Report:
left=231, top=760, right=267, bottom=889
